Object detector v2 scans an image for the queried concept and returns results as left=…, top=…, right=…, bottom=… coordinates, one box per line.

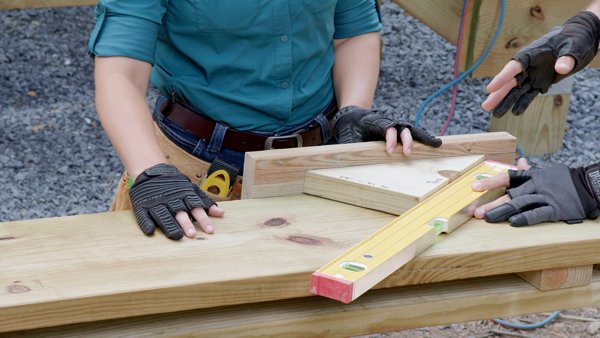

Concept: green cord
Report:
left=466, top=0, right=483, bottom=69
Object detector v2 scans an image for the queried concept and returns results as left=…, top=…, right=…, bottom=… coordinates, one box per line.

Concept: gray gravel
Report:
left=2, top=1, right=599, bottom=222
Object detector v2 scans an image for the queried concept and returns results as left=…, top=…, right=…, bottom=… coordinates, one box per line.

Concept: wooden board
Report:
left=395, top=0, right=463, bottom=45
left=490, top=93, right=570, bottom=156
left=518, top=265, right=593, bottom=291
left=311, top=161, right=511, bottom=303
left=304, top=155, right=483, bottom=215
left=0, top=0, right=95, bottom=9
left=4, top=195, right=600, bottom=332
left=395, top=0, right=600, bottom=77
left=242, top=132, right=517, bottom=199
left=11, top=272, right=600, bottom=337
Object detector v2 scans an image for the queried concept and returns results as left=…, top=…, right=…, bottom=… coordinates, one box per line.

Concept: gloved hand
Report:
left=492, top=11, right=600, bottom=117
left=129, top=163, right=216, bottom=240
left=332, top=106, right=442, bottom=148
left=485, top=163, right=600, bottom=226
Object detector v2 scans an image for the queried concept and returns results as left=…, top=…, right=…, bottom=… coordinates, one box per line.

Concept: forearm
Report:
left=587, top=0, right=600, bottom=18
left=333, top=32, right=381, bottom=109
left=94, top=56, right=166, bottom=180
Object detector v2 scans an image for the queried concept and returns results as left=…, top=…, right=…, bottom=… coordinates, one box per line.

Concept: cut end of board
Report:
left=310, top=272, right=354, bottom=304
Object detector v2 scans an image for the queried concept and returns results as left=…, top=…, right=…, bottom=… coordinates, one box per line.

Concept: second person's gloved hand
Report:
left=492, top=11, right=600, bottom=117
left=485, top=163, right=600, bottom=226
left=332, top=106, right=442, bottom=151
left=129, top=163, right=220, bottom=240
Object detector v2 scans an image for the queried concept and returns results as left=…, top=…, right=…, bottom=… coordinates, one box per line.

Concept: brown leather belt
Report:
left=159, top=100, right=337, bottom=152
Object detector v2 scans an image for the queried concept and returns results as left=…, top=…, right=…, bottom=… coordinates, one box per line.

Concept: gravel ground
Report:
left=2, top=1, right=600, bottom=336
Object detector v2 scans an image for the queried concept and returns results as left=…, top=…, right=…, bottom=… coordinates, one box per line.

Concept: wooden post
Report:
left=396, top=1, right=582, bottom=155
left=396, top=0, right=600, bottom=77
left=489, top=77, right=572, bottom=156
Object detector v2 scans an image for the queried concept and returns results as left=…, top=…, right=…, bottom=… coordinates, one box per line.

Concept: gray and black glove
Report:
left=332, top=106, right=442, bottom=148
left=493, top=11, right=600, bottom=117
left=485, top=163, right=600, bottom=227
left=129, top=163, right=215, bottom=240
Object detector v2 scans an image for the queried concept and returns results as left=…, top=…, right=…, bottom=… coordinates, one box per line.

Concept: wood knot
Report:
left=0, top=236, right=15, bottom=241
left=530, top=5, right=545, bottom=20
left=7, top=284, right=31, bottom=294
left=554, top=95, right=563, bottom=107
left=505, top=37, right=524, bottom=49
left=438, top=170, right=460, bottom=180
left=264, top=217, right=289, bottom=227
left=285, top=235, right=321, bottom=245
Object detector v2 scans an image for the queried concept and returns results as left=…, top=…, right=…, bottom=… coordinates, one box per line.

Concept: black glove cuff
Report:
left=584, top=162, right=600, bottom=204
left=569, top=11, right=600, bottom=46
left=571, top=163, right=600, bottom=216
left=508, top=169, right=529, bottom=187
left=332, top=106, right=370, bottom=127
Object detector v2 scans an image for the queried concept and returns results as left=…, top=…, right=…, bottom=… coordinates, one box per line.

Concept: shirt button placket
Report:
left=274, top=0, right=292, bottom=127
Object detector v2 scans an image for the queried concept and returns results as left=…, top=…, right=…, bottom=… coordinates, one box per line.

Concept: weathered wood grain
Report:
left=11, top=272, right=600, bottom=337
left=518, top=265, right=593, bottom=291
left=304, top=155, right=483, bottom=215
left=490, top=93, right=570, bottom=156
left=395, top=0, right=600, bottom=77
left=242, top=132, right=517, bottom=199
left=3, top=194, right=600, bottom=332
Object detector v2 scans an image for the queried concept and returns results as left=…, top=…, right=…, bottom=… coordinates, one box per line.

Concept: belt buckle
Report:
left=264, top=134, right=303, bottom=150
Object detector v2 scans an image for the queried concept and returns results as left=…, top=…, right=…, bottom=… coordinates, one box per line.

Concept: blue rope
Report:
left=493, top=311, right=561, bottom=330
left=414, top=0, right=506, bottom=128
left=516, top=143, right=525, bottom=158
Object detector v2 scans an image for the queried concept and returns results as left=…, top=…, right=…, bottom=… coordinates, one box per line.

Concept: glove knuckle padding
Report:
left=332, top=106, right=369, bottom=144
left=360, top=114, right=395, bottom=139
left=185, top=195, right=205, bottom=210
left=409, top=126, right=443, bottom=148
left=333, top=106, right=442, bottom=147
left=134, top=208, right=155, bottom=235
left=129, top=163, right=215, bottom=239
left=508, top=164, right=586, bottom=224
left=168, top=199, right=187, bottom=214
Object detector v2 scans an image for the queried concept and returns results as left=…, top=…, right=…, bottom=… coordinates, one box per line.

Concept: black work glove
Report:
left=493, top=11, right=600, bottom=117
left=129, top=163, right=215, bottom=240
left=332, top=106, right=442, bottom=148
left=485, top=163, right=600, bottom=227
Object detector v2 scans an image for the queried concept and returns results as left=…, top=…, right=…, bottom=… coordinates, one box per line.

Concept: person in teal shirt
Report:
left=88, top=0, right=441, bottom=240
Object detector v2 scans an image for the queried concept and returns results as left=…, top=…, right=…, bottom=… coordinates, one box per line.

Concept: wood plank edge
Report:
left=12, top=272, right=600, bottom=337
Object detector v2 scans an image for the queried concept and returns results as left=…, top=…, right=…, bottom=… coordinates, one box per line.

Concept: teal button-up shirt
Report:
left=88, top=0, right=382, bottom=132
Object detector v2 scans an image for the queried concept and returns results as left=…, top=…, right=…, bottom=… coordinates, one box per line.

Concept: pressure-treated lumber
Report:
left=394, top=0, right=463, bottom=45
left=490, top=93, right=570, bottom=156
left=311, top=161, right=511, bottom=303
left=242, top=132, right=517, bottom=199
left=4, top=195, right=600, bottom=332
left=11, top=272, right=600, bottom=337
left=518, top=265, right=594, bottom=291
left=0, top=196, right=392, bottom=332
left=0, top=0, right=95, bottom=10
left=304, top=155, right=483, bottom=215
left=395, top=0, right=600, bottom=77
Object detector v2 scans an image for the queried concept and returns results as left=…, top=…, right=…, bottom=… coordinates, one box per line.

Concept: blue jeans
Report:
left=153, top=96, right=336, bottom=175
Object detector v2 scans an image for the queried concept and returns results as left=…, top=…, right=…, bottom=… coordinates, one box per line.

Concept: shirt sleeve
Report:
left=88, top=0, right=168, bottom=64
left=334, top=0, right=382, bottom=39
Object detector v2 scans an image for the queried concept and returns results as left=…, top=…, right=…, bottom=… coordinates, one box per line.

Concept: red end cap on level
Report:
left=310, top=272, right=354, bottom=304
